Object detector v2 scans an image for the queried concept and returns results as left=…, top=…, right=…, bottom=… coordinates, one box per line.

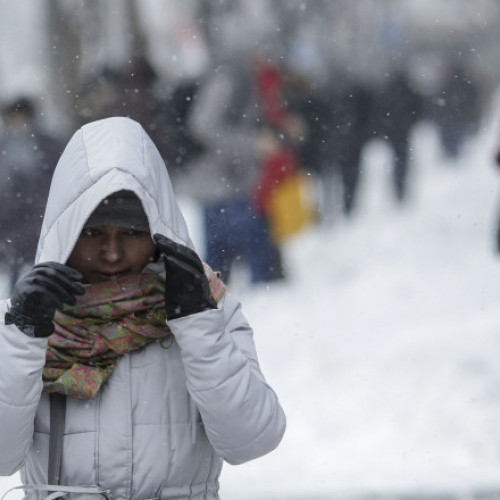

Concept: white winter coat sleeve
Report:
left=168, top=292, right=286, bottom=465
left=0, top=300, right=48, bottom=475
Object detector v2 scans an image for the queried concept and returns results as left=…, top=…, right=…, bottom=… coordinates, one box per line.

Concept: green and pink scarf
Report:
left=42, top=265, right=226, bottom=400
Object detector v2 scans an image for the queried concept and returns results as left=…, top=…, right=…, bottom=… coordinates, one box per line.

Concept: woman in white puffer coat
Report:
left=0, top=117, right=286, bottom=500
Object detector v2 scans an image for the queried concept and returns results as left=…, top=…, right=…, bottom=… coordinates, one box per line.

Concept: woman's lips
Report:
left=96, top=271, right=128, bottom=281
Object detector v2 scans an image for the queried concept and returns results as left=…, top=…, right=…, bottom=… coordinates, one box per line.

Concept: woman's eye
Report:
left=81, top=228, right=99, bottom=237
left=124, top=229, right=146, bottom=237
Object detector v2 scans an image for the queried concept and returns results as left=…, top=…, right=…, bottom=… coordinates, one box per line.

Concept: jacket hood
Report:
left=36, top=116, right=194, bottom=264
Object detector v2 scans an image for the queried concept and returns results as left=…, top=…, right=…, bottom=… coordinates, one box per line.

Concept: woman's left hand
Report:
left=153, top=234, right=216, bottom=320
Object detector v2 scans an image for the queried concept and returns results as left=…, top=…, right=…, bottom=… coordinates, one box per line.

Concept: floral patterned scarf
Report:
left=43, top=265, right=226, bottom=400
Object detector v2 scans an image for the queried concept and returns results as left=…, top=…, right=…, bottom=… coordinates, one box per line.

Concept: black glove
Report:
left=5, top=262, right=85, bottom=338
left=154, top=234, right=217, bottom=320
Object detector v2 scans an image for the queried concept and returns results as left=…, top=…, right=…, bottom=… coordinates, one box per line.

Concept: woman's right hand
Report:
left=5, top=262, right=84, bottom=338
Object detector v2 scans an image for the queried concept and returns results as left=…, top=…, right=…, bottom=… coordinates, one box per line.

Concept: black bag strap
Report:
left=48, top=393, right=66, bottom=485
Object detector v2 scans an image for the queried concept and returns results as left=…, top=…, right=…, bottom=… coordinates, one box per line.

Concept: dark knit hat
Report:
left=84, top=190, right=150, bottom=231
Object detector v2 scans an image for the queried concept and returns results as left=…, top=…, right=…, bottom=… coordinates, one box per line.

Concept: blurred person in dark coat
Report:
left=0, top=96, right=63, bottom=292
left=370, top=67, right=424, bottom=202
left=282, top=28, right=373, bottom=220
left=432, top=60, right=482, bottom=160
left=492, top=137, right=500, bottom=254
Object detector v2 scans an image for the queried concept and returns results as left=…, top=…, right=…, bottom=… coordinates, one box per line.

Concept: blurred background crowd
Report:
left=0, top=0, right=498, bottom=291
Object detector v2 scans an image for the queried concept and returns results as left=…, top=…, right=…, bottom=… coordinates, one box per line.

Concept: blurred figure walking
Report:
left=0, top=96, right=63, bottom=293
left=185, top=58, right=284, bottom=284
left=183, top=0, right=287, bottom=285
left=370, top=67, right=424, bottom=202
left=428, top=59, right=482, bottom=161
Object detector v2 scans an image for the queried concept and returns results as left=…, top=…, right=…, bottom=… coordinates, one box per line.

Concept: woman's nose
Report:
left=101, top=237, right=123, bottom=262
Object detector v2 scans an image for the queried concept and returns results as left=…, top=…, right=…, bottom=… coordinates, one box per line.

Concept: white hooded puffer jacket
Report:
left=0, top=117, right=286, bottom=499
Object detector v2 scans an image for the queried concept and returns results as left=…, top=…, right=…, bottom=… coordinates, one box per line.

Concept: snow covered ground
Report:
left=217, top=116, right=500, bottom=499
left=2, top=113, right=500, bottom=499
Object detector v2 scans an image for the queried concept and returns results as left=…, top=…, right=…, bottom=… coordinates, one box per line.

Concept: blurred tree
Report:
left=46, top=0, right=82, bottom=132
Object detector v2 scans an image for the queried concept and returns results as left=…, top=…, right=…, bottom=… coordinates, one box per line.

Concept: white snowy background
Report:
left=2, top=101, right=500, bottom=499
left=1, top=1, right=500, bottom=498
left=217, top=112, right=500, bottom=499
